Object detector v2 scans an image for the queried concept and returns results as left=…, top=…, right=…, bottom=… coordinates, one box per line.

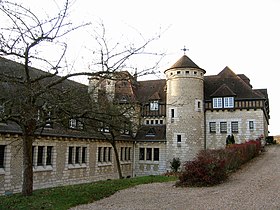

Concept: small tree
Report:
left=170, top=157, right=181, bottom=172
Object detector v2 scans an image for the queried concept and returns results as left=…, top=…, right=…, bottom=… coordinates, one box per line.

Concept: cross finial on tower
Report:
left=181, top=46, right=189, bottom=55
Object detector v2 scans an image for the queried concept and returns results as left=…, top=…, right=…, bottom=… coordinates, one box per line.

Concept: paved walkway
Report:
left=71, top=145, right=280, bottom=210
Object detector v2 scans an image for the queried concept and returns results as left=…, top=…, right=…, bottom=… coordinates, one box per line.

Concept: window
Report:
left=231, top=121, right=238, bottom=133
left=98, top=147, right=102, bottom=162
left=150, top=101, right=159, bottom=111
left=139, top=148, right=145, bottom=160
left=0, top=145, right=5, bottom=168
left=177, top=135, right=182, bottom=143
left=224, top=97, right=234, bottom=108
left=213, top=98, right=223, bottom=108
left=155, top=120, right=158, bottom=124
left=146, top=120, right=149, bottom=124
left=32, top=145, right=54, bottom=168
left=103, top=147, right=107, bottom=162
left=186, top=71, right=189, bottom=74
left=154, top=148, right=159, bottom=161
left=160, top=120, right=163, bottom=124
left=249, top=121, right=254, bottom=130
left=171, top=109, right=175, bottom=118
left=220, top=122, right=227, bottom=133
left=120, top=147, right=124, bottom=161
left=177, top=71, right=181, bottom=74
left=209, top=122, right=216, bottom=133
left=69, top=119, right=84, bottom=130
left=68, top=147, right=74, bottom=164
left=82, top=147, right=87, bottom=163
left=108, top=147, right=112, bottom=162
left=0, top=104, right=4, bottom=113
left=146, top=148, right=152, bottom=161
left=46, top=146, right=53, bottom=165
left=75, top=147, right=81, bottom=164
left=37, top=146, right=44, bottom=166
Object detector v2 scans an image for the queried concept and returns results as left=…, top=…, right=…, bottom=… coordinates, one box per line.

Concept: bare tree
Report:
left=0, top=1, right=164, bottom=196
left=0, top=0, right=90, bottom=196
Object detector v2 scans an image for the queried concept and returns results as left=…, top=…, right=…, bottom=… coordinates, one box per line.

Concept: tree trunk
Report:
left=112, top=142, right=123, bottom=179
left=22, top=131, right=35, bottom=196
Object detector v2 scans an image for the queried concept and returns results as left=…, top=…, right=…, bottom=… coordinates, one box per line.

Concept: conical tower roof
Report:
left=165, top=55, right=205, bottom=73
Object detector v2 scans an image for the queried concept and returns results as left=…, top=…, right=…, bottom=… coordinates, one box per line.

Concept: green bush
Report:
left=170, top=157, right=181, bottom=172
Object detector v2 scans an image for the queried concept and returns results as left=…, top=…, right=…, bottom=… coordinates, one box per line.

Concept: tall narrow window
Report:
left=171, top=109, right=175, bottom=118
left=139, top=148, right=145, bottom=160
left=108, top=147, right=112, bottom=162
left=103, top=147, right=107, bottom=162
left=82, top=147, right=87, bottom=163
left=37, top=146, right=44, bottom=166
left=146, top=148, right=152, bottom=160
left=0, top=145, right=5, bottom=168
left=220, top=122, right=227, bottom=133
left=98, top=147, right=102, bottom=162
left=249, top=121, right=254, bottom=130
left=209, top=122, right=216, bottom=133
left=177, top=134, right=182, bottom=143
left=154, top=148, right=159, bottom=161
left=68, top=147, right=74, bottom=164
left=120, top=147, right=124, bottom=161
left=46, top=146, right=53, bottom=165
left=75, top=147, right=80, bottom=164
left=231, top=121, right=238, bottom=133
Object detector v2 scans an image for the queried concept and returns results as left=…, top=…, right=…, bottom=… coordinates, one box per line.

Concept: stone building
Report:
left=0, top=54, right=270, bottom=195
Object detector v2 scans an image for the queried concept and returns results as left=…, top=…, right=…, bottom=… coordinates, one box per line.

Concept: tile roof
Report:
left=165, top=55, right=206, bottom=73
left=204, top=66, right=267, bottom=100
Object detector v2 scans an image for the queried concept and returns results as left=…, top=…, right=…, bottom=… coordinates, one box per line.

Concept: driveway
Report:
left=72, top=145, right=280, bottom=210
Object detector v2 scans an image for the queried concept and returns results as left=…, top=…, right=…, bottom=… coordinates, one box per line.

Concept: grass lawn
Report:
left=0, top=175, right=177, bottom=210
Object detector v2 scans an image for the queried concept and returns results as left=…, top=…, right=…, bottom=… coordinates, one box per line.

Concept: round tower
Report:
left=165, top=55, right=206, bottom=169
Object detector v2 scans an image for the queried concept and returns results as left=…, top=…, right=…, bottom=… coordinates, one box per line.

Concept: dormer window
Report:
left=213, top=97, right=234, bottom=109
left=213, top=98, right=223, bottom=108
left=150, top=101, right=159, bottom=111
left=69, top=119, right=84, bottom=130
left=224, top=97, right=234, bottom=108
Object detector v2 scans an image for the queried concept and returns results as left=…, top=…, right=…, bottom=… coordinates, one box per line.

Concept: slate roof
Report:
left=204, top=66, right=267, bottom=100
left=135, top=125, right=166, bottom=141
left=165, top=55, right=206, bottom=73
left=0, top=56, right=93, bottom=139
left=135, top=79, right=166, bottom=103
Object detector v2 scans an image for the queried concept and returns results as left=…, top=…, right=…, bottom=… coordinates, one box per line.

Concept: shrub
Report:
left=177, top=150, right=227, bottom=187
left=170, top=157, right=181, bottom=172
left=177, top=138, right=262, bottom=187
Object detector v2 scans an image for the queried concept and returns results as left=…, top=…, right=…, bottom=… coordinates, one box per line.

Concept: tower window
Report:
left=177, top=135, right=182, bottom=143
left=185, top=71, right=189, bottom=74
left=177, top=71, right=181, bottom=74
left=171, top=109, right=175, bottom=118
left=249, top=121, right=254, bottom=130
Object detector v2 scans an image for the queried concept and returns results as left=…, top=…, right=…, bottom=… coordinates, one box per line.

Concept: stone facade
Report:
left=0, top=54, right=270, bottom=195
left=0, top=133, right=133, bottom=195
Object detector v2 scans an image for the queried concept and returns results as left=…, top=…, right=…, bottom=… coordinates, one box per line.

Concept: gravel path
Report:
left=71, top=145, right=280, bottom=210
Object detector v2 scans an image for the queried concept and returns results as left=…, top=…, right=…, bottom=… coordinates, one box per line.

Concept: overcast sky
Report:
left=9, top=0, right=280, bottom=135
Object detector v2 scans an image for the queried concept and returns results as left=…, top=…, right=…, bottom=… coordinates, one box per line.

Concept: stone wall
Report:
left=0, top=133, right=133, bottom=195
left=205, top=109, right=267, bottom=149
left=134, top=141, right=166, bottom=176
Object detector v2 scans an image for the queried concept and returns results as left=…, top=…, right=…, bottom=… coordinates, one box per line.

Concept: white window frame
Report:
left=150, top=101, right=159, bottom=111
left=231, top=121, right=238, bottom=133
left=220, top=122, right=227, bottom=133
left=209, top=122, right=216, bottom=133
left=224, top=97, right=234, bottom=108
left=213, top=98, right=223, bottom=108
